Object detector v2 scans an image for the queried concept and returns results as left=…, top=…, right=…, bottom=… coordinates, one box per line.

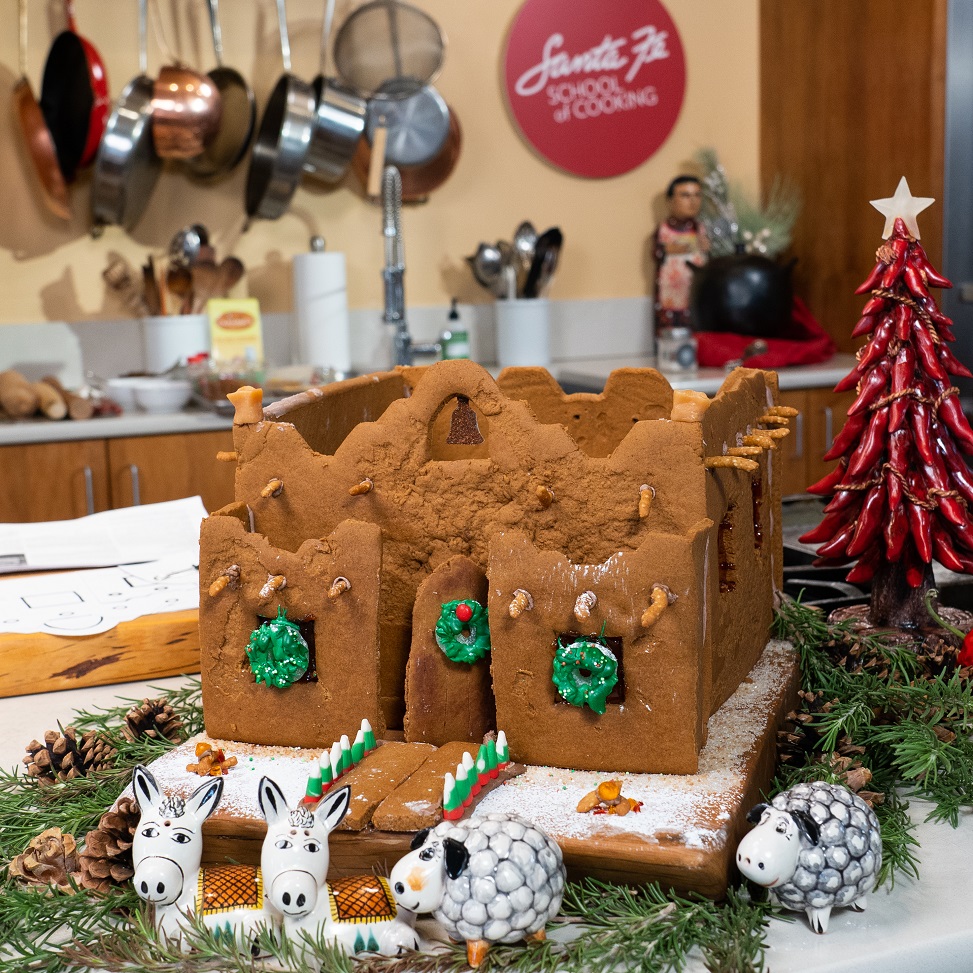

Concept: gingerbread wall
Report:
left=199, top=361, right=784, bottom=771
left=200, top=512, right=385, bottom=748
left=487, top=524, right=715, bottom=775
left=700, top=369, right=783, bottom=712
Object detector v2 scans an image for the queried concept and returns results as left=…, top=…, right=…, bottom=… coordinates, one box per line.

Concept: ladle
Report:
left=168, top=224, right=210, bottom=267
left=467, top=242, right=503, bottom=292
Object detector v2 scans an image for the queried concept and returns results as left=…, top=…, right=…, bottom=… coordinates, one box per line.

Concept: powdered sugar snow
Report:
left=473, top=640, right=795, bottom=850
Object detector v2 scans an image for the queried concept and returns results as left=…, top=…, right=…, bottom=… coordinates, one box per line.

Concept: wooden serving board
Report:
left=0, top=609, right=201, bottom=698
left=145, top=641, right=799, bottom=899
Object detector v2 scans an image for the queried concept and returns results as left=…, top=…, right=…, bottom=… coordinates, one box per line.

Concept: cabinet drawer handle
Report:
left=128, top=464, right=142, bottom=505
left=823, top=406, right=834, bottom=451
left=83, top=465, right=94, bottom=516
left=792, top=411, right=804, bottom=459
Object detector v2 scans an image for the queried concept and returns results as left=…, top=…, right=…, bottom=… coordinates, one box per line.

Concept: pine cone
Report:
left=23, top=727, right=118, bottom=786
left=77, top=796, right=140, bottom=895
left=9, top=827, right=80, bottom=893
left=122, top=697, right=184, bottom=744
left=776, top=690, right=838, bottom=766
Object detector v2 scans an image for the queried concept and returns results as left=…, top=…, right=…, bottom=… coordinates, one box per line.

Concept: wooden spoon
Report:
left=191, top=260, right=220, bottom=313
left=216, top=256, right=245, bottom=297
left=166, top=264, right=194, bottom=314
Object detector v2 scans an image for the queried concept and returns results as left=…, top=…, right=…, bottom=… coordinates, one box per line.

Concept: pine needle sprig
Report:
left=62, top=906, right=281, bottom=973
left=70, top=678, right=204, bottom=739
left=0, top=881, right=136, bottom=973
left=870, top=792, right=921, bottom=888
left=773, top=598, right=973, bottom=865
left=0, top=766, right=131, bottom=864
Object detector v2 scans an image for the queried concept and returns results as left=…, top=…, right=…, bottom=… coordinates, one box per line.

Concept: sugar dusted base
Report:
left=142, top=640, right=798, bottom=897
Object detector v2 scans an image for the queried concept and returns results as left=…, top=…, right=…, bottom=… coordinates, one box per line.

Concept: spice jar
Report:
left=656, top=326, right=698, bottom=373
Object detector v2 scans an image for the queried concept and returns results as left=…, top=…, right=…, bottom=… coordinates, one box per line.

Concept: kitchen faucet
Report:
left=381, top=165, right=439, bottom=366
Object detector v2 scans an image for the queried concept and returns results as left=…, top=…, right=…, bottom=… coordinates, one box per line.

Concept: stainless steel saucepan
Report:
left=304, top=0, right=367, bottom=183
left=91, top=0, right=160, bottom=231
left=244, top=0, right=316, bottom=220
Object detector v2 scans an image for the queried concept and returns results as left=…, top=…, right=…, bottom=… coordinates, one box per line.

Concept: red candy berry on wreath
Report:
left=455, top=602, right=474, bottom=624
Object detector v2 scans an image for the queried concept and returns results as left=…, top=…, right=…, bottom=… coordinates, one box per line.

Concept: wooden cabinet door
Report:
left=806, top=387, right=857, bottom=489
left=107, top=430, right=236, bottom=512
left=775, top=389, right=810, bottom=497
left=0, top=439, right=110, bottom=522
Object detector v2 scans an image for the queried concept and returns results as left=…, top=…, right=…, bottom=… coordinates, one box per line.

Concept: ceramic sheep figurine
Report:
left=736, top=781, right=882, bottom=933
left=389, top=813, right=566, bottom=968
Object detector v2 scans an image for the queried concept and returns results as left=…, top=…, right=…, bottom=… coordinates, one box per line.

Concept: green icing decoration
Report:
left=435, top=599, right=491, bottom=663
left=552, top=636, right=618, bottom=715
left=246, top=607, right=309, bottom=688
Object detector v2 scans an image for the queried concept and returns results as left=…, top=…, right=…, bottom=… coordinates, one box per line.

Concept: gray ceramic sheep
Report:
left=389, top=813, right=566, bottom=968
left=736, top=781, right=882, bottom=933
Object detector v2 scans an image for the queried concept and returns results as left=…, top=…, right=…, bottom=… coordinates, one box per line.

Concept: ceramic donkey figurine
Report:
left=258, top=778, right=419, bottom=962
left=131, top=765, right=274, bottom=952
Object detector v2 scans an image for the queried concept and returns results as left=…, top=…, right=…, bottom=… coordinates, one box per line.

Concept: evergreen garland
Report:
left=1, top=601, right=971, bottom=973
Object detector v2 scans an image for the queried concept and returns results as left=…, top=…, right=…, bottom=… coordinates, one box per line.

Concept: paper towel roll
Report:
left=292, top=251, right=352, bottom=373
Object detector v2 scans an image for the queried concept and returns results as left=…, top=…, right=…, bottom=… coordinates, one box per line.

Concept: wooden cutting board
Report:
left=0, top=609, right=200, bottom=698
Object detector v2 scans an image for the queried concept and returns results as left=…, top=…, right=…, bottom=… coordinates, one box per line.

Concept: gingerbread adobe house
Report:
left=198, top=360, right=788, bottom=776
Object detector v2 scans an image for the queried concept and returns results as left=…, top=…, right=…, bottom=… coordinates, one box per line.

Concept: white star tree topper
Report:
left=870, top=176, right=935, bottom=240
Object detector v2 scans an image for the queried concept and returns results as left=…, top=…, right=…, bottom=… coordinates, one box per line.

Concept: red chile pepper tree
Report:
left=800, top=193, right=973, bottom=629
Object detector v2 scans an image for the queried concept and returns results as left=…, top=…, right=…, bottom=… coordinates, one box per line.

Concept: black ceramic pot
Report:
left=689, top=253, right=795, bottom=338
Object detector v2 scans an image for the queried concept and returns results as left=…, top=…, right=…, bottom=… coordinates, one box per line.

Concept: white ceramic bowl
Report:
left=132, top=378, right=193, bottom=414
left=104, top=377, right=143, bottom=411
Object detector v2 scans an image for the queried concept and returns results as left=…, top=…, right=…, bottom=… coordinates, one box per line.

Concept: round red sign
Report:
left=503, top=0, right=686, bottom=178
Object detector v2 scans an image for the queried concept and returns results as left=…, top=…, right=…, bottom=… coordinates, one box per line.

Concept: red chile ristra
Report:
left=801, top=211, right=973, bottom=596
left=855, top=262, right=888, bottom=296
left=884, top=500, right=910, bottom=560
left=845, top=481, right=887, bottom=558
left=912, top=321, right=947, bottom=381
left=846, top=407, right=889, bottom=478
left=912, top=243, right=953, bottom=288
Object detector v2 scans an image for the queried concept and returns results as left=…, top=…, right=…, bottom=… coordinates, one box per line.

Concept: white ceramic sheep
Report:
left=389, top=813, right=566, bottom=968
left=736, top=781, right=882, bottom=933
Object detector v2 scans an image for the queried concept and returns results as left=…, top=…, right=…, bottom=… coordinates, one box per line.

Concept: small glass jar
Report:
left=656, top=326, right=698, bottom=373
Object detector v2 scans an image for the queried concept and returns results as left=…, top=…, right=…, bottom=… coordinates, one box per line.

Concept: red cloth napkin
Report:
left=695, top=297, right=837, bottom=368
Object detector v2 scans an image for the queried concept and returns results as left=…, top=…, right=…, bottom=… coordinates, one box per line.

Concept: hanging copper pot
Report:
left=13, top=0, right=70, bottom=220
left=152, top=64, right=223, bottom=161
left=353, top=103, right=461, bottom=202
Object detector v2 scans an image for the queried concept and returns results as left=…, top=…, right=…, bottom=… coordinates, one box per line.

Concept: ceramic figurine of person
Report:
left=652, top=175, right=709, bottom=329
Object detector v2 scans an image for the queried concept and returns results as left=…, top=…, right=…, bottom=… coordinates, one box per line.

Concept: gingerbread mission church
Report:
left=199, top=359, right=789, bottom=776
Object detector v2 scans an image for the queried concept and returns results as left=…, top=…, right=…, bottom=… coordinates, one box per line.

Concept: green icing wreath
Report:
left=435, top=599, right=491, bottom=664
left=246, top=606, right=309, bottom=688
left=552, top=637, right=618, bottom=715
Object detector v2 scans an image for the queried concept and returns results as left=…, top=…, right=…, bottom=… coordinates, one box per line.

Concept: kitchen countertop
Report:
left=556, top=353, right=857, bottom=394
left=0, top=408, right=233, bottom=446
left=0, top=673, right=970, bottom=973
left=0, top=357, right=856, bottom=448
